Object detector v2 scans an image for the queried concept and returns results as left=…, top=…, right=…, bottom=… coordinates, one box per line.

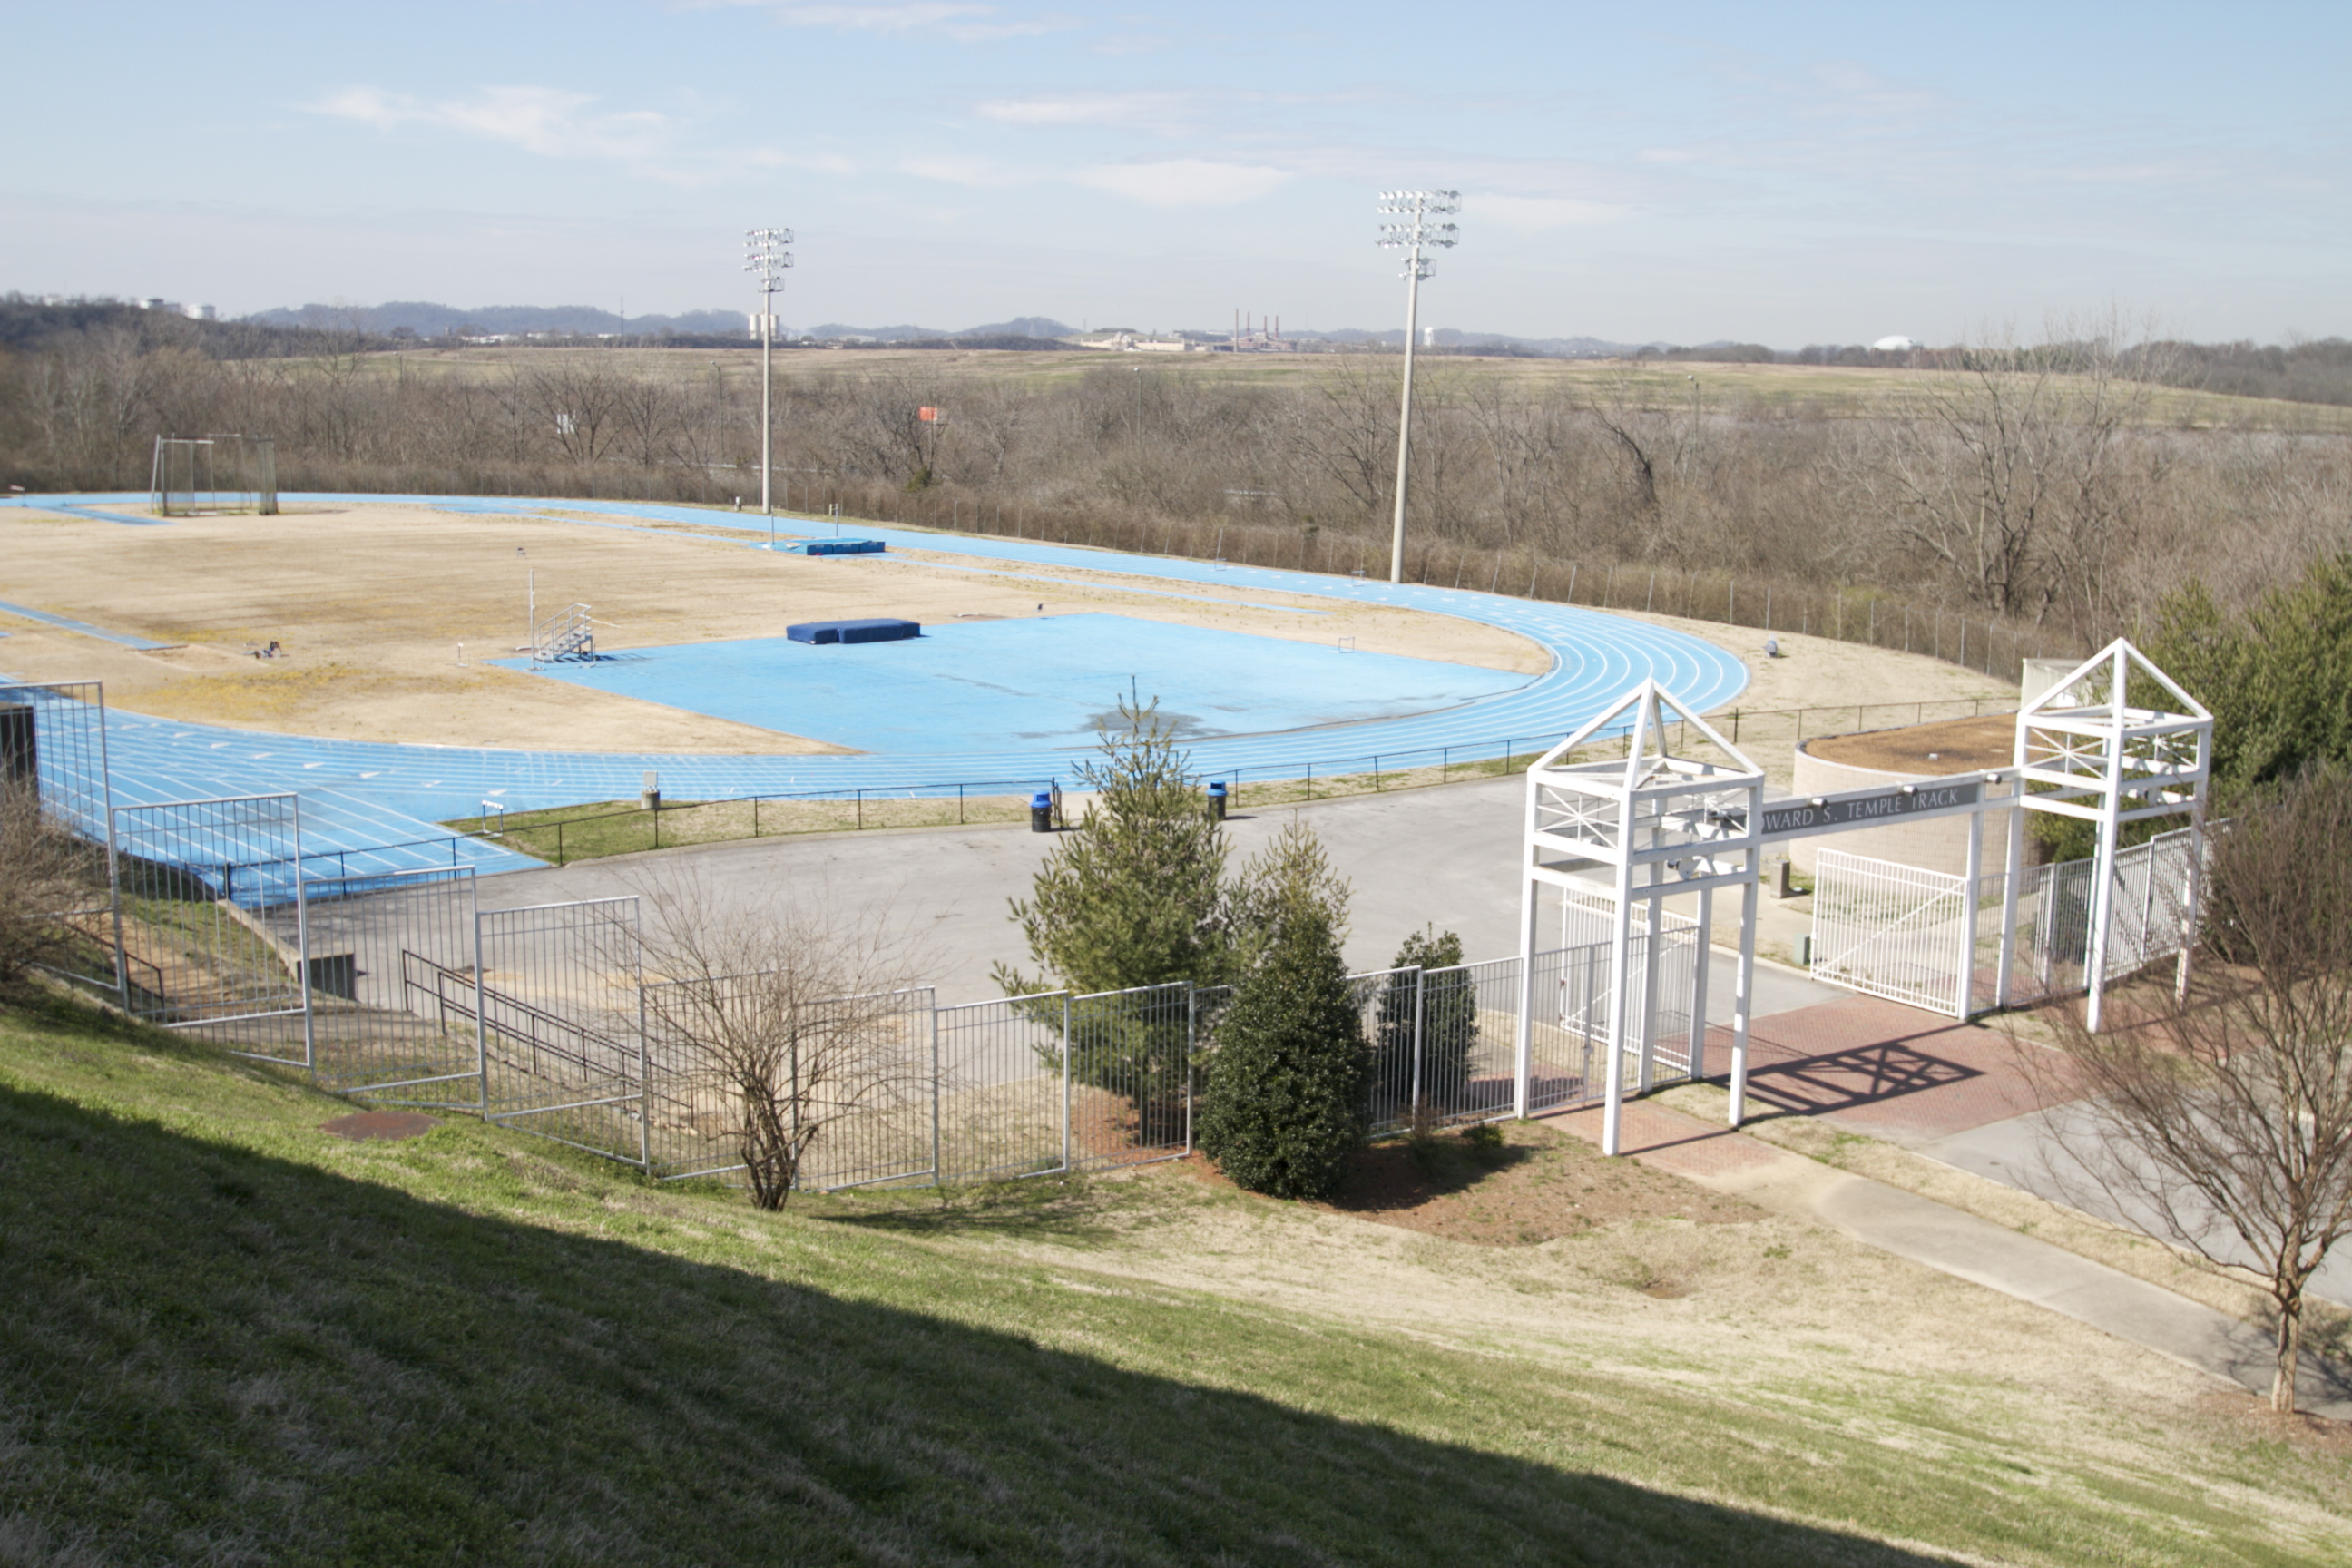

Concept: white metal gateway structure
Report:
left=1515, top=639, right=2214, bottom=1153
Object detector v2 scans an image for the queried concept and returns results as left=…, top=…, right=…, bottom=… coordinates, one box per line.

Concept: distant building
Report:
left=1872, top=335, right=1917, bottom=352
left=183, top=303, right=215, bottom=321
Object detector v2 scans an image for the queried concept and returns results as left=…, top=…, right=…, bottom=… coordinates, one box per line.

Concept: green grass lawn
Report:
left=2, top=995, right=2346, bottom=1565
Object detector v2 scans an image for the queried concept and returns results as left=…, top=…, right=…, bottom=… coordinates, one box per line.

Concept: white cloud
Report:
left=898, top=154, right=1034, bottom=187
left=1072, top=159, right=1289, bottom=206
left=703, top=1, right=1077, bottom=42
left=1468, top=193, right=1627, bottom=230
left=974, top=91, right=1190, bottom=128
left=305, top=84, right=863, bottom=185
left=308, top=85, right=675, bottom=165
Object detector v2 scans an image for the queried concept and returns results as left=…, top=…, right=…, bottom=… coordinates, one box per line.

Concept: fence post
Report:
left=1409, top=968, right=1426, bottom=1122
left=930, top=995, right=943, bottom=1185
left=1184, top=984, right=1197, bottom=1155
left=958, top=783, right=965, bottom=825
left=857, top=789, right=864, bottom=829
left=652, top=803, right=660, bottom=851
left=1061, top=994, right=1073, bottom=1174
left=752, top=796, right=760, bottom=838
left=636, top=935, right=653, bottom=1171
left=556, top=819, right=566, bottom=867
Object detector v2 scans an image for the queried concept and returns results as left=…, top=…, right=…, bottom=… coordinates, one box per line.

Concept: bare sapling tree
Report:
left=0, top=780, right=107, bottom=1000
left=2034, top=766, right=2352, bottom=1412
left=635, top=873, right=931, bottom=1209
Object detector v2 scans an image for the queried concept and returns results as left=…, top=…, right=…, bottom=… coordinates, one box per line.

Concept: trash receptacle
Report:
left=1030, top=791, right=1054, bottom=833
left=1206, top=781, right=1227, bottom=822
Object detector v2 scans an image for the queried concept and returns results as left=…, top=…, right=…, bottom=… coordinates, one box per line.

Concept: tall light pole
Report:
left=745, top=226, right=792, bottom=544
left=1376, top=190, right=1459, bottom=584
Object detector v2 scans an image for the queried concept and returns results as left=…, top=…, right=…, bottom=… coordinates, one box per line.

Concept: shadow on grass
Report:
left=808, top=1170, right=1134, bottom=1246
left=0, top=1033, right=2102, bottom=1568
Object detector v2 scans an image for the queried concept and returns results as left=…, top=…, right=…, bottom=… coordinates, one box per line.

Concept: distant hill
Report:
left=244, top=301, right=748, bottom=337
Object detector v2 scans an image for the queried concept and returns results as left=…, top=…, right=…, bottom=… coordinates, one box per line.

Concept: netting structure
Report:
left=151, top=434, right=278, bottom=516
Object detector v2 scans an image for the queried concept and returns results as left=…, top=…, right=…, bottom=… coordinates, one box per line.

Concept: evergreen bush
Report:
left=1198, top=829, right=1368, bottom=1199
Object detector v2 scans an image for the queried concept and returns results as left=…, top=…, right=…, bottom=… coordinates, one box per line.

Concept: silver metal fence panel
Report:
left=1426, top=955, right=1524, bottom=1125
left=0, top=681, right=112, bottom=845
left=1356, top=965, right=1420, bottom=1135
left=1809, top=849, right=1969, bottom=1014
left=1065, top=981, right=1194, bottom=1169
left=642, top=980, right=936, bottom=1189
left=107, top=793, right=311, bottom=1063
left=3, top=681, right=116, bottom=991
left=1526, top=944, right=1603, bottom=1114
left=934, top=991, right=1073, bottom=1181
left=289, top=867, right=485, bottom=1104
left=1642, top=926, right=1700, bottom=1083
left=2012, top=856, right=2093, bottom=1005
left=2102, top=828, right=2199, bottom=982
left=475, top=897, right=648, bottom=1165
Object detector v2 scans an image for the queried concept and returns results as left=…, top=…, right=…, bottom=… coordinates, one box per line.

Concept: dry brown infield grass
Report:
left=4, top=499, right=2008, bottom=766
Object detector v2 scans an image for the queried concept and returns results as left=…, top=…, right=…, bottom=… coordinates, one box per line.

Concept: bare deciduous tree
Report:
left=2032, top=767, right=2352, bottom=1412
left=636, top=875, right=931, bottom=1209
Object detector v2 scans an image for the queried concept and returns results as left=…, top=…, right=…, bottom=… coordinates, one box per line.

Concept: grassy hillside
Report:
left=1, top=996, right=2346, bottom=1566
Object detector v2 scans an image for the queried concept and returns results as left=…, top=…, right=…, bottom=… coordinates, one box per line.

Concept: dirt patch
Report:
left=1802, top=711, right=2016, bottom=773
left=321, top=1110, right=441, bottom=1141
left=1182, top=1119, right=1759, bottom=1247
left=2197, top=1389, right=2352, bottom=1453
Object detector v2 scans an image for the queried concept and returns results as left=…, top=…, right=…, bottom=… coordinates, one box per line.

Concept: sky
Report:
left=2, top=0, right=2345, bottom=345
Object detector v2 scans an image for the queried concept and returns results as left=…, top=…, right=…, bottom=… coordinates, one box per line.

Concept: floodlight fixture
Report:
left=1374, top=191, right=1461, bottom=584
left=745, top=226, right=794, bottom=533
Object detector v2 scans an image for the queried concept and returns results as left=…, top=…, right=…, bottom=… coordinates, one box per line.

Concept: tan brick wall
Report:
left=1787, top=747, right=2014, bottom=877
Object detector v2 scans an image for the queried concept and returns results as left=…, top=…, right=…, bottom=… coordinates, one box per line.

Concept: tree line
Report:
left=3, top=303, right=2346, bottom=656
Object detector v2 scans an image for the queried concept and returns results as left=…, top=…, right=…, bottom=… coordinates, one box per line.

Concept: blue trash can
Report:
left=1030, top=791, right=1054, bottom=833
left=1206, top=780, right=1227, bottom=823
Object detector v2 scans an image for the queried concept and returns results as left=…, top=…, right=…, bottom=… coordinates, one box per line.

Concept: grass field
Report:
left=4, top=994, right=2348, bottom=1565
left=379, top=345, right=2352, bottom=433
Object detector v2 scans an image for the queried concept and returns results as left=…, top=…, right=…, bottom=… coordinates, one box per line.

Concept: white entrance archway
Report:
left=1514, top=638, right=2213, bottom=1152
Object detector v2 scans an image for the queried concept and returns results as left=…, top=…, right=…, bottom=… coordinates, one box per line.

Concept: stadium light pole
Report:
left=1376, top=190, right=1459, bottom=585
left=745, top=226, right=793, bottom=544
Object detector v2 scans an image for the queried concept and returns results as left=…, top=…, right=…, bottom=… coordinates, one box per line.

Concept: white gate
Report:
left=1810, top=849, right=1972, bottom=1015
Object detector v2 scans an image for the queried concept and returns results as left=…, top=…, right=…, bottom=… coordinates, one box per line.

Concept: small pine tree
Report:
left=1198, top=828, right=1368, bottom=1200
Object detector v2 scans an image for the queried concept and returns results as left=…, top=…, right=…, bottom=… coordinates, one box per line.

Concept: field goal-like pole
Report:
left=1375, top=191, right=1458, bottom=586
left=745, top=227, right=793, bottom=541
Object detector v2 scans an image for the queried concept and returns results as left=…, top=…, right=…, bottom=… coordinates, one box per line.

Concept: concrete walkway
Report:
left=1542, top=1096, right=2352, bottom=1419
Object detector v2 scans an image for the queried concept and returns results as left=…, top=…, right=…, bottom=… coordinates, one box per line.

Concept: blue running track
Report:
left=10, top=492, right=1749, bottom=874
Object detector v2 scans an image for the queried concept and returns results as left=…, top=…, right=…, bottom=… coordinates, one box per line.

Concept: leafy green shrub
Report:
left=1196, top=828, right=1367, bottom=1200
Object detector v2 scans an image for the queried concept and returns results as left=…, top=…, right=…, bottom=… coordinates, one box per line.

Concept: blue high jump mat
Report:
left=494, top=613, right=1533, bottom=755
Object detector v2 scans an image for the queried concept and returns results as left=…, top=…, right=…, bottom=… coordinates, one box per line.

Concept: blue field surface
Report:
left=12, top=492, right=1751, bottom=858
left=495, top=614, right=1529, bottom=754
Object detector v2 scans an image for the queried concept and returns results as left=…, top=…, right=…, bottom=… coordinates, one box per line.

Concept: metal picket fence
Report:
left=1809, top=850, right=1974, bottom=1015
left=107, top=792, right=312, bottom=1062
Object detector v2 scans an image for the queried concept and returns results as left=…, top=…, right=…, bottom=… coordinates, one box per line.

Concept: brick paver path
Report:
left=1706, top=994, right=2081, bottom=1147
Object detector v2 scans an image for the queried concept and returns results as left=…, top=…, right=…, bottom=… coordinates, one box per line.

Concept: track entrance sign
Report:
left=1759, top=779, right=1984, bottom=838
